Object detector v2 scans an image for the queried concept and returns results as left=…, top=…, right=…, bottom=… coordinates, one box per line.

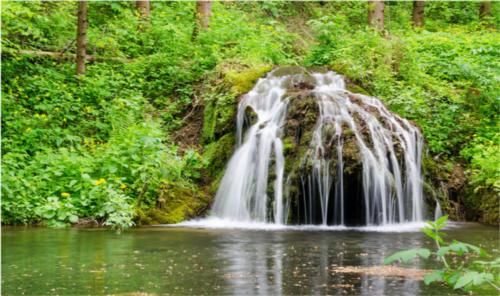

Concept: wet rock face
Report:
left=283, top=93, right=318, bottom=147
left=274, top=68, right=422, bottom=225
left=210, top=67, right=426, bottom=226
left=282, top=91, right=366, bottom=225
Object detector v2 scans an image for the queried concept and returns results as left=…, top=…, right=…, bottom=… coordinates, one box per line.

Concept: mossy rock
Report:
left=135, top=181, right=210, bottom=225
left=202, top=91, right=237, bottom=143
left=201, top=63, right=271, bottom=143
left=271, top=66, right=308, bottom=77
left=421, top=155, right=471, bottom=221
left=478, top=192, right=500, bottom=225
left=224, top=64, right=273, bottom=95
left=464, top=187, right=499, bottom=225
left=202, top=133, right=235, bottom=179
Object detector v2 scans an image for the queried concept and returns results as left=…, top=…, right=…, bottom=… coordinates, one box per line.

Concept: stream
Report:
left=2, top=222, right=498, bottom=295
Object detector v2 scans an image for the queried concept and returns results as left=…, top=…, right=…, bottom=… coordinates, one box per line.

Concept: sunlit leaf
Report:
left=384, top=248, right=431, bottom=264
left=424, top=270, right=444, bottom=285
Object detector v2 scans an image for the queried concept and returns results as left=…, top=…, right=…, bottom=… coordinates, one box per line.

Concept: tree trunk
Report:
left=136, top=0, right=150, bottom=20
left=479, top=1, right=492, bottom=20
left=412, top=1, right=425, bottom=27
left=76, top=0, right=88, bottom=76
left=192, top=1, right=212, bottom=39
left=367, top=0, right=384, bottom=31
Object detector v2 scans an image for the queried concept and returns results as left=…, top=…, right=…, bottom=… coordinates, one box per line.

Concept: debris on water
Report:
left=330, top=265, right=429, bottom=280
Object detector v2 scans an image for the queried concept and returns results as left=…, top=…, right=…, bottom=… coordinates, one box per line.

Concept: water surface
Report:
left=2, top=222, right=498, bottom=295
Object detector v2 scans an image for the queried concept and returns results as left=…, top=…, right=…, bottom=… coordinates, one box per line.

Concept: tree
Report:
left=192, top=1, right=212, bottom=39
left=76, top=0, right=88, bottom=76
left=367, top=0, right=384, bottom=31
left=412, top=1, right=425, bottom=28
left=479, top=1, right=492, bottom=20
left=136, top=0, right=150, bottom=20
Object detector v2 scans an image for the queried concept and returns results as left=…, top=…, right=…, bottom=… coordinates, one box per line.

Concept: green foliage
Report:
left=1, top=1, right=76, bottom=51
left=461, top=128, right=500, bottom=224
left=1, top=119, right=192, bottom=229
left=306, top=13, right=499, bottom=157
left=2, top=1, right=302, bottom=230
left=384, top=248, right=431, bottom=264
left=202, top=89, right=237, bottom=143
left=224, top=65, right=273, bottom=95
left=385, top=216, right=500, bottom=292
left=305, top=5, right=499, bottom=223
left=2, top=1, right=498, bottom=230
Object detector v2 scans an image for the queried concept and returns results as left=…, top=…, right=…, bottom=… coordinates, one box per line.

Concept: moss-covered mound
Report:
left=135, top=181, right=211, bottom=225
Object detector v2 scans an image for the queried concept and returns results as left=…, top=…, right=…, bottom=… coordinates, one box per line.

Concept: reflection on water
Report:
left=2, top=223, right=498, bottom=295
left=214, top=231, right=427, bottom=295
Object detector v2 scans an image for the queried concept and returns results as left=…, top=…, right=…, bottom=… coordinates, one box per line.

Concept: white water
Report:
left=211, top=75, right=289, bottom=224
left=208, top=69, right=425, bottom=227
left=178, top=217, right=427, bottom=233
left=434, top=200, right=443, bottom=221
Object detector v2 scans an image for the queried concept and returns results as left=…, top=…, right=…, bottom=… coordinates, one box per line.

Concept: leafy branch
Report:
left=384, top=215, right=500, bottom=292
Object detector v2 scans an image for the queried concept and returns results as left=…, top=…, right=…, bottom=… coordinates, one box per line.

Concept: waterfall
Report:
left=210, top=69, right=425, bottom=226
left=434, top=200, right=443, bottom=221
left=211, top=75, right=289, bottom=224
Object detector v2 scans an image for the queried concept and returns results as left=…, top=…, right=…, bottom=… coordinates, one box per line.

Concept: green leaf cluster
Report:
left=385, top=216, right=500, bottom=292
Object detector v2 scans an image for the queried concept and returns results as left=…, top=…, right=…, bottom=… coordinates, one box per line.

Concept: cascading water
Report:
left=211, top=75, right=289, bottom=224
left=210, top=68, right=425, bottom=226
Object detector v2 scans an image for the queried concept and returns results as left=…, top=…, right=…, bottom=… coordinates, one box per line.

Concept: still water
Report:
left=2, top=223, right=498, bottom=295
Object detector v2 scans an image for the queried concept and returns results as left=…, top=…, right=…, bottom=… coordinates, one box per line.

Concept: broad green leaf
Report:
left=437, top=246, right=451, bottom=257
left=422, top=227, right=436, bottom=240
left=422, top=227, right=444, bottom=243
left=424, top=270, right=444, bottom=285
left=452, top=271, right=493, bottom=290
left=454, top=272, right=476, bottom=289
left=439, top=241, right=484, bottom=257
left=435, top=215, right=449, bottom=229
left=474, top=272, right=493, bottom=285
left=473, top=257, right=500, bottom=268
left=446, top=271, right=461, bottom=286
left=384, top=248, right=431, bottom=264
left=68, top=214, right=79, bottom=223
left=42, top=210, right=55, bottom=219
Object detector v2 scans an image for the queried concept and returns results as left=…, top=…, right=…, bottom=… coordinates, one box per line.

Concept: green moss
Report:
left=202, top=64, right=272, bottom=143
left=135, top=181, right=210, bottom=225
left=203, top=133, right=235, bottom=167
left=202, top=97, right=217, bottom=143
left=202, top=92, right=237, bottom=143
left=346, top=84, right=370, bottom=95
left=283, top=137, right=295, bottom=154
left=224, top=65, right=273, bottom=95
left=479, top=193, right=500, bottom=225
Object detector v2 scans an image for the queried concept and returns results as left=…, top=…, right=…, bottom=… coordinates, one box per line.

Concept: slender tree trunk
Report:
left=192, top=1, right=212, bottom=39
left=367, top=0, right=384, bottom=31
left=412, top=1, right=425, bottom=27
left=76, top=0, right=88, bottom=76
left=136, top=0, right=150, bottom=20
left=479, top=1, right=492, bottom=20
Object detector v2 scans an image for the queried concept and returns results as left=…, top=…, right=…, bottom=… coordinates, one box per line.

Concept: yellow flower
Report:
left=95, top=178, right=106, bottom=186
left=120, top=183, right=127, bottom=190
left=61, top=192, right=71, bottom=198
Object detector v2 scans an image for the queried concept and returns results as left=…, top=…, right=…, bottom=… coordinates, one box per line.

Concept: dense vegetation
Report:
left=2, top=1, right=499, bottom=229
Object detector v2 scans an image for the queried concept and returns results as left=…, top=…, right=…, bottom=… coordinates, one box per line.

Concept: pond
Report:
left=2, top=222, right=498, bottom=295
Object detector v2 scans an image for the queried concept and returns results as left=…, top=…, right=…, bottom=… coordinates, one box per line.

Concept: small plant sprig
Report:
left=384, top=215, right=500, bottom=292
